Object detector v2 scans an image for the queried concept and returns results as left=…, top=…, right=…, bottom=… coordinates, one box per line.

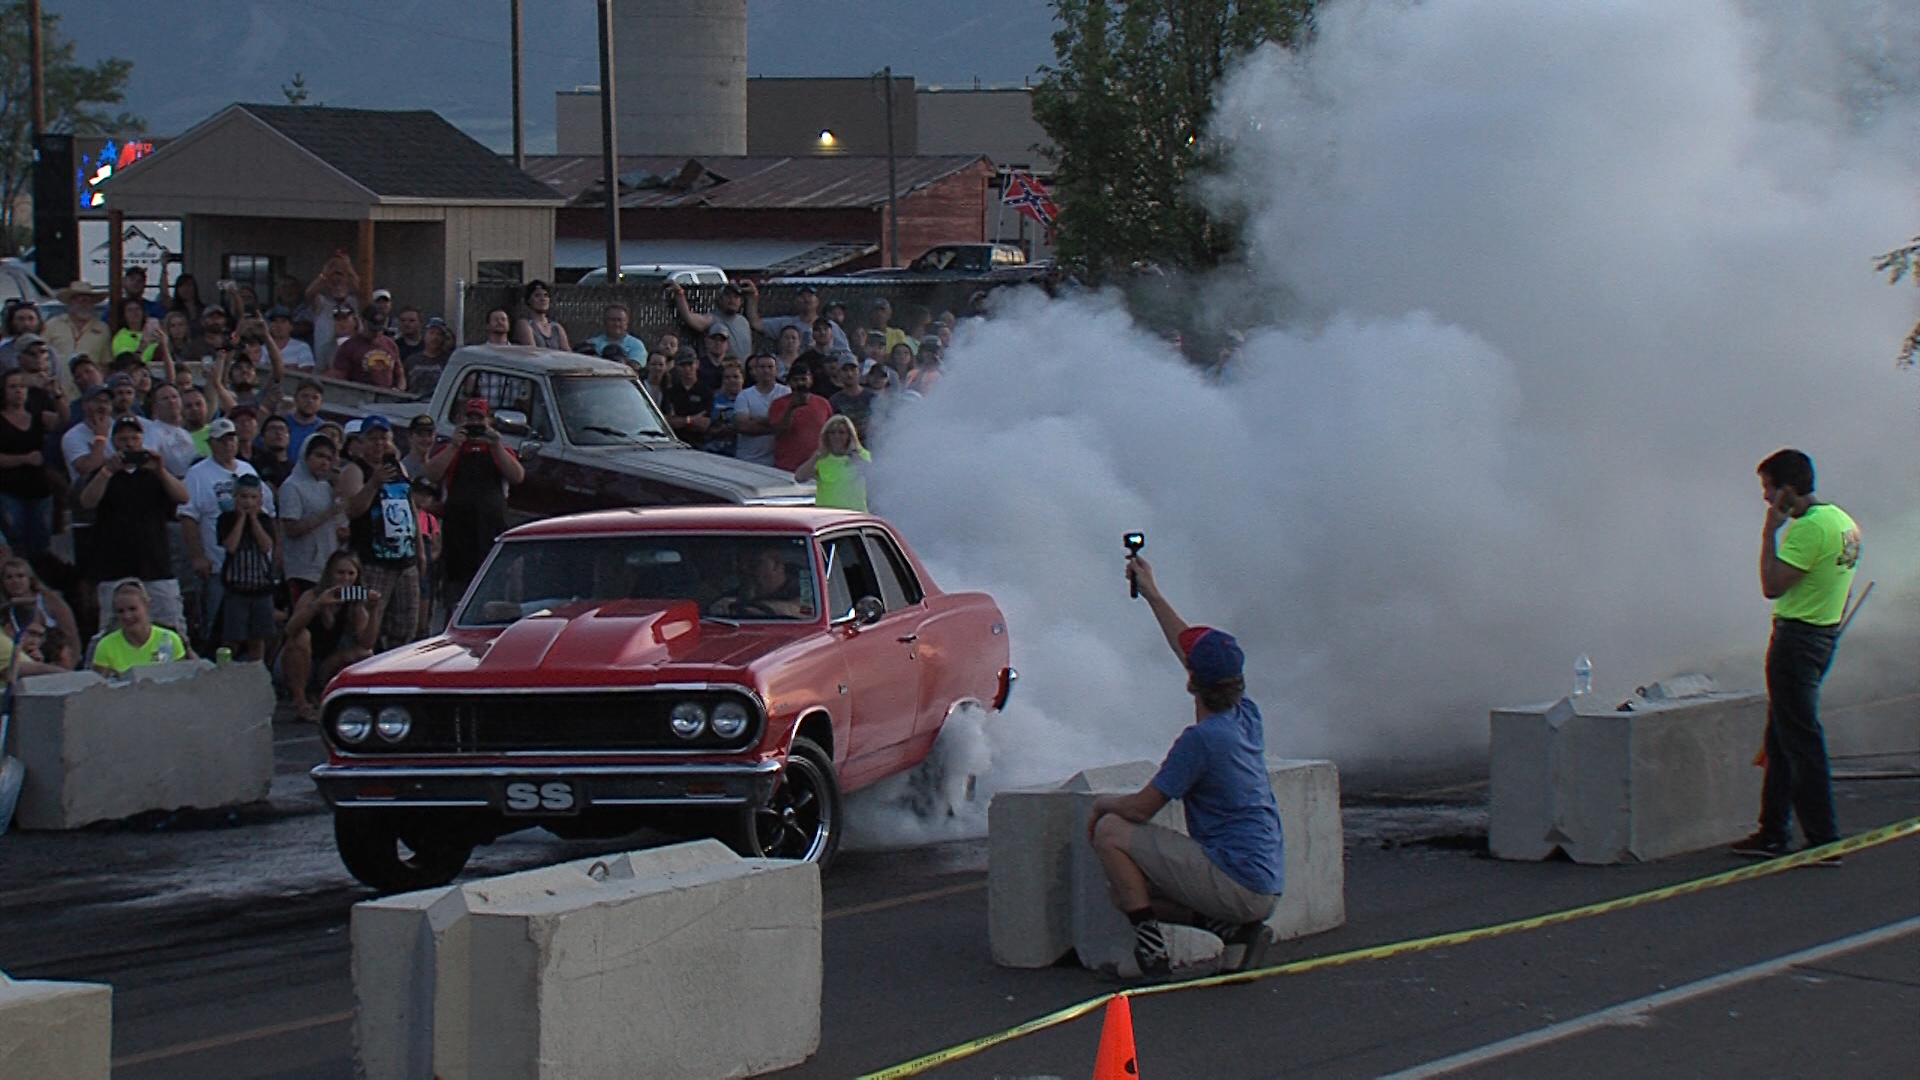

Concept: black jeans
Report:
left=1758, top=618, right=1840, bottom=845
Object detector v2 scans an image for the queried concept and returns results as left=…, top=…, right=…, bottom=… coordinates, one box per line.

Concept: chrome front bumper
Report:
left=311, top=759, right=782, bottom=811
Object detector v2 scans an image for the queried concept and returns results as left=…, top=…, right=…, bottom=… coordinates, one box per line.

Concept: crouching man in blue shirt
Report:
left=1088, top=555, right=1284, bottom=980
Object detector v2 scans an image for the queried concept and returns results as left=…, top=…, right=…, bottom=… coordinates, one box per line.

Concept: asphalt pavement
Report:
left=0, top=717, right=1914, bottom=1080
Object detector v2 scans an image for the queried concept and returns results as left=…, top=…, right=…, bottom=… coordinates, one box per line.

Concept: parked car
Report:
left=849, top=243, right=1029, bottom=278
left=575, top=264, right=729, bottom=286
left=342, top=343, right=814, bottom=514
left=0, top=258, right=65, bottom=322
left=310, top=506, right=1016, bottom=891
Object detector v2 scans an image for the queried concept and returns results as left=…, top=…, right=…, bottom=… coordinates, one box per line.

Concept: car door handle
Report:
left=897, top=633, right=918, bottom=643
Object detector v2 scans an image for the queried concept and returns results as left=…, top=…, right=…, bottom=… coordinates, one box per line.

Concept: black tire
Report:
left=334, top=812, right=474, bottom=893
left=727, top=736, right=841, bottom=867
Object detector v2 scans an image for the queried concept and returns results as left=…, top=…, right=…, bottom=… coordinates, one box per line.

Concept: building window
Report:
left=477, top=261, right=524, bottom=285
left=222, top=254, right=279, bottom=301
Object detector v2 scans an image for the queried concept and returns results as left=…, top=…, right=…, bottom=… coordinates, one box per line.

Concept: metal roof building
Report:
left=525, top=154, right=997, bottom=277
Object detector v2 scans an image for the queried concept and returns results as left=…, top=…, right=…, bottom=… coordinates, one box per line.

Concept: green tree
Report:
left=0, top=1, right=140, bottom=254
left=1873, top=236, right=1919, bottom=369
left=1032, top=0, right=1312, bottom=281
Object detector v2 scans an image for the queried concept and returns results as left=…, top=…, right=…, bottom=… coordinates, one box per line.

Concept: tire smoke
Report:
left=866, top=0, right=1919, bottom=816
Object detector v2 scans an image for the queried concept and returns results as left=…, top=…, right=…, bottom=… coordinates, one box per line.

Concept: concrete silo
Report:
left=610, top=0, right=747, bottom=156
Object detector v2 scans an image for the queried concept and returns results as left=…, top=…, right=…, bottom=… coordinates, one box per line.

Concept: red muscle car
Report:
left=310, top=506, right=1014, bottom=892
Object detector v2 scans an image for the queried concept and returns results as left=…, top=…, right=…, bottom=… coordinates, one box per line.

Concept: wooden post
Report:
left=356, top=219, right=375, bottom=303
left=107, top=209, right=124, bottom=326
left=27, top=0, right=45, bottom=136
left=511, top=0, right=526, bottom=171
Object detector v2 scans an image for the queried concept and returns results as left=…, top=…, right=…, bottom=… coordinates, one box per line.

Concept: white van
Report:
left=576, top=264, right=729, bottom=286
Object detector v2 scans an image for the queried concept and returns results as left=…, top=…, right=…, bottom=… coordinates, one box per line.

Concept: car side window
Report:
left=863, top=531, right=924, bottom=608
left=822, top=535, right=880, bottom=621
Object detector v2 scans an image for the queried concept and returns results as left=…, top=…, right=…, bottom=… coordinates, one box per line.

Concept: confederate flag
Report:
left=1004, top=170, right=1060, bottom=229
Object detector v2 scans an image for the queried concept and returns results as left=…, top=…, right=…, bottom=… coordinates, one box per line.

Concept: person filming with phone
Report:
left=77, top=418, right=191, bottom=635
left=1086, top=540, right=1285, bottom=981
left=423, top=399, right=524, bottom=608
left=281, top=550, right=376, bottom=721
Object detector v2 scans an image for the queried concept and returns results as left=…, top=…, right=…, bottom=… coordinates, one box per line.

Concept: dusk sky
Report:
left=72, top=0, right=1060, bottom=150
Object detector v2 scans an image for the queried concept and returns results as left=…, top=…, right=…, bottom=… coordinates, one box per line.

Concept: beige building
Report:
left=100, top=104, right=562, bottom=320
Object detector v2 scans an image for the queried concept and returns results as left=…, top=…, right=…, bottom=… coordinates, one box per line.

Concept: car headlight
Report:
left=709, top=700, right=750, bottom=740
left=669, top=701, right=708, bottom=739
left=375, top=705, right=412, bottom=742
left=335, top=705, right=372, bottom=744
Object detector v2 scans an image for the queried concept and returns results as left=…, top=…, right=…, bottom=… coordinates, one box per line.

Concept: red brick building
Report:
left=525, top=154, right=996, bottom=278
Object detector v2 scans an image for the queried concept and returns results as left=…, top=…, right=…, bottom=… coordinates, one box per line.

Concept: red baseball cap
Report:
left=1177, top=626, right=1244, bottom=683
left=463, top=397, right=489, bottom=416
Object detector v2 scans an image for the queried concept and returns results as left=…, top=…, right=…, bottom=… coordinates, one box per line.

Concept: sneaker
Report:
left=1203, top=919, right=1276, bottom=972
left=1122, top=921, right=1224, bottom=982
left=1730, top=832, right=1787, bottom=858
left=1132, top=919, right=1171, bottom=980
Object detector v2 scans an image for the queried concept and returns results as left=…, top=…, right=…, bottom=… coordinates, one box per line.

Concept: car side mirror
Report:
left=854, top=596, right=885, bottom=625
left=494, top=409, right=531, bottom=437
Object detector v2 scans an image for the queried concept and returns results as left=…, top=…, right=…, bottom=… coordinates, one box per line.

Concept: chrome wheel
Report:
left=737, top=736, right=840, bottom=865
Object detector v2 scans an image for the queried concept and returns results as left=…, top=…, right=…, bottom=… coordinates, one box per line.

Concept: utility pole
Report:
left=597, top=0, right=621, bottom=284
left=28, top=0, right=45, bottom=135
left=883, top=66, right=899, bottom=267
left=510, top=0, right=525, bottom=170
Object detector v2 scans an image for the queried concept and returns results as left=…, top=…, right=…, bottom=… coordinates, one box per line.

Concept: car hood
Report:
left=333, top=600, right=800, bottom=689
left=576, top=443, right=816, bottom=505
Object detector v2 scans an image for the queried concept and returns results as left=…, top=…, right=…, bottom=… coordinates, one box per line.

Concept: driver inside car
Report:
left=710, top=547, right=815, bottom=619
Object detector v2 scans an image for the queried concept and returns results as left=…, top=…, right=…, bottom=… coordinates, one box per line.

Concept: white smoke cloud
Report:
left=863, top=0, right=1920, bottom=803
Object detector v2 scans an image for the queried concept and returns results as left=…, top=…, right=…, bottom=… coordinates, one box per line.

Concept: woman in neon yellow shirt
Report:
left=795, top=416, right=872, bottom=511
left=92, top=581, right=193, bottom=676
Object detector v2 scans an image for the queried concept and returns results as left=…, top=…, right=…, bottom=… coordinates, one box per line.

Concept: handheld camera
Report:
left=1124, top=532, right=1146, bottom=599
left=338, top=585, right=369, bottom=603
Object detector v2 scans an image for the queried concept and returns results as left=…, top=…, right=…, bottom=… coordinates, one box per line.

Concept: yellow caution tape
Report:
left=858, top=816, right=1920, bottom=1079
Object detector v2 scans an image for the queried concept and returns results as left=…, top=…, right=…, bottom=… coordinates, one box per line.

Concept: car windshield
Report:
left=457, top=534, right=819, bottom=625
left=551, top=375, right=674, bottom=445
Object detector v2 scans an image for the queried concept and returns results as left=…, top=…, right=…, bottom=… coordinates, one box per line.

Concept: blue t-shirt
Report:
left=1150, top=698, right=1284, bottom=895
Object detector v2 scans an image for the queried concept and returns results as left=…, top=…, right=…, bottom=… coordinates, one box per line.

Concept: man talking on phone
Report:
left=1087, top=552, right=1285, bottom=980
left=424, top=399, right=525, bottom=608
left=1732, top=449, right=1860, bottom=861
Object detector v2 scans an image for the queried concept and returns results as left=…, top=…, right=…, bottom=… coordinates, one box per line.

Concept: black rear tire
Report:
left=725, top=736, right=841, bottom=868
left=334, top=812, right=474, bottom=893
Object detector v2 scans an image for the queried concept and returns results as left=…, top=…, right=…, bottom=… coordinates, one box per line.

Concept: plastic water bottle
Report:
left=157, top=635, right=175, bottom=664
left=1573, top=653, right=1593, bottom=697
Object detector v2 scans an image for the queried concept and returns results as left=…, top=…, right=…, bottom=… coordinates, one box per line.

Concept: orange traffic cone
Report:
left=1093, top=995, right=1139, bottom=1079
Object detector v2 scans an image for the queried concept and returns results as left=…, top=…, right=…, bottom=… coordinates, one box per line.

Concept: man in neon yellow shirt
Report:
left=1733, top=449, right=1859, bottom=860
left=92, top=580, right=194, bottom=676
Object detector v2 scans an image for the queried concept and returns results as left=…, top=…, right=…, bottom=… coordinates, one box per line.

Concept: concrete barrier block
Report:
left=988, top=760, right=1168, bottom=968
left=466, top=842, right=820, bottom=1080
left=1266, top=759, right=1346, bottom=941
left=991, top=757, right=1343, bottom=972
left=1490, top=692, right=1766, bottom=864
left=10, top=661, right=274, bottom=829
left=353, top=841, right=816, bottom=1080
left=0, top=973, right=112, bottom=1080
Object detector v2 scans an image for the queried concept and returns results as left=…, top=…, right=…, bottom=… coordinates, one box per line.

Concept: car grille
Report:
left=324, top=690, right=761, bottom=755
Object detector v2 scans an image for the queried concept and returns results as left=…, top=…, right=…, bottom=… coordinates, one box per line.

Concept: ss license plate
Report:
left=502, top=780, right=580, bottom=815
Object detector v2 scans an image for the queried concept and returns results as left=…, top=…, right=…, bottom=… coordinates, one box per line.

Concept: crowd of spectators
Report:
left=0, top=253, right=985, bottom=694
left=564, top=280, right=974, bottom=512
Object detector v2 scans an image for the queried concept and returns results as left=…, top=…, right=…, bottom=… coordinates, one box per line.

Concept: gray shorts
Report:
left=1128, top=822, right=1278, bottom=925
left=222, top=591, right=277, bottom=642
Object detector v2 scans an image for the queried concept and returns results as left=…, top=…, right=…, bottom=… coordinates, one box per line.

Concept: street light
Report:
left=818, top=129, right=836, bottom=148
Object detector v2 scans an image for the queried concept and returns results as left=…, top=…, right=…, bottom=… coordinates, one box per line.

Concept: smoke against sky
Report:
left=868, top=0, right=1920, bottom=798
